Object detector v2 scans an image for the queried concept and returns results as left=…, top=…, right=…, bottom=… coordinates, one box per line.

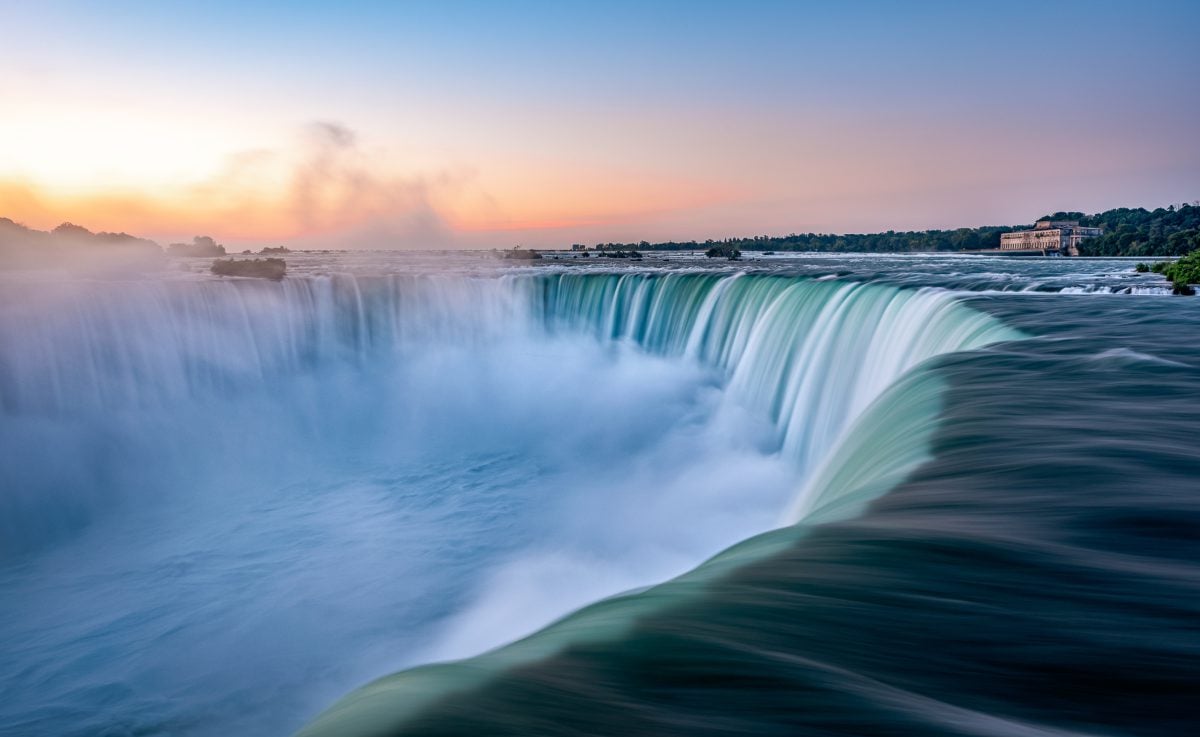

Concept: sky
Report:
left=2, top=0, right=1198, bottom=249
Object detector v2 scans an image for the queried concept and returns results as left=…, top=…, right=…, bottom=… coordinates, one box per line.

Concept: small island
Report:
left=502, top=247, right=542, bottom=260
left=211, top=257, right=286, bottom=280
left=705, top=245, right=742, bottom=260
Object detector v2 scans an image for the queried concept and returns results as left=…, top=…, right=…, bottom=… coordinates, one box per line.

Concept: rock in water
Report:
left=502, top=248, right=542, bottom=260
left=211, top=257, right=286, bottom=280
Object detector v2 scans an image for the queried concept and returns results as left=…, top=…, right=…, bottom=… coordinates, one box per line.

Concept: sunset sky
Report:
left=3, top=0, right=1198, bottom=248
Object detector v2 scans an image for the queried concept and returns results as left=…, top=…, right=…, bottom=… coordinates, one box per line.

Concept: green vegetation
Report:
left=1148, top=249, right=1200, bottom=295
left=594, top=227, right=1017, bottom=254
left=1043, top=205, right=1200, bottom=257
left=705, top=245, right=742, bottom=260
left=583, top=203, right=1200, bottom=257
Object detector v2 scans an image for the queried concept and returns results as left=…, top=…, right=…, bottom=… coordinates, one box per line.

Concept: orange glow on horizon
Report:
left=0, top=170, right=738, bottom=247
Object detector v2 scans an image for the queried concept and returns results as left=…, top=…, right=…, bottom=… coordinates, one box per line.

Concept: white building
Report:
left=1000, top=220, right=1103, bottom=256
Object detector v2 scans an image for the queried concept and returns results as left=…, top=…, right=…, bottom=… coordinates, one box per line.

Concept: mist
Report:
left=0, top=274, right=799, bottom=736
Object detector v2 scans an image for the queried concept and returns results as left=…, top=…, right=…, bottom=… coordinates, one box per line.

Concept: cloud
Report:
left=309, top=121, right=357, bottom=149
left=281, top=120, right=459, bottom=247
left=0, top=122, right=475, bottom=249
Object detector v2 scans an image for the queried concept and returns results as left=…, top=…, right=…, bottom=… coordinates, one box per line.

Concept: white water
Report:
left=0, top=271, right=1019, bottom=737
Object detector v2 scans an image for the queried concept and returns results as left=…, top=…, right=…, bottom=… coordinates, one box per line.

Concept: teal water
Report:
left=1, top=255, right=1195, bottom=737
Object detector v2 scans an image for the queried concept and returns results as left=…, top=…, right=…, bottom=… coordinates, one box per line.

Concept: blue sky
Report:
left=3, top=0, right=1197, bottom=246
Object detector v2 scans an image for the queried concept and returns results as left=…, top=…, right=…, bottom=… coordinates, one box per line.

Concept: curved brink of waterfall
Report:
left=291, top=273, right=1025, bottom=737
left=0, top=272, right=1024, bottom=734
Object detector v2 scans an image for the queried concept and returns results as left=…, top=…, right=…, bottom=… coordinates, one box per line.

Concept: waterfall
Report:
left=0, top=273, right=1021, bottom=561
left=0, top=269, right=1027, bottom=737
left=0, top=275, right=530, bottom=415
left=535, top=273, right=1021, bottom=479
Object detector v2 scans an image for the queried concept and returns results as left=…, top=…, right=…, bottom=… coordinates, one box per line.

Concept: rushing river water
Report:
left=1, top=252, right=1196, bottom=737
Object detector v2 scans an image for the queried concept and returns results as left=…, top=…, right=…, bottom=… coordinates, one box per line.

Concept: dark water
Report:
left=373, top=295, right=1200, bottom=737
left=1, top=255, right=1197, bottom=737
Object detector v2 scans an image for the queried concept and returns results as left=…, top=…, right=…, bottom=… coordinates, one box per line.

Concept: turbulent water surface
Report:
left=1, top=252, right=1196, bottom=737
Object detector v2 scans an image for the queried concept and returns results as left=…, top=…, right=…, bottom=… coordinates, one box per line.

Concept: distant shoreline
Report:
left=567, top=203, right=1197, bottom=259
left=4, top=202, right=1197, bottom=263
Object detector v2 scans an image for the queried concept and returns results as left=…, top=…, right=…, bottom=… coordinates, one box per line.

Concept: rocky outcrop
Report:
left=168, top=236, right=226, bottom=257
left=502, top=248, right=542, bottom=260
left=211, top=258, right=286, bottom=280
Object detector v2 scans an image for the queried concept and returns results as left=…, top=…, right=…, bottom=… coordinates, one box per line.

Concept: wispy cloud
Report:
left=0, top=121, right=475, bottom=248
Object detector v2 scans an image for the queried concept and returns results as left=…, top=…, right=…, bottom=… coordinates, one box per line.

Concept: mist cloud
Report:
left=283, top=121, right=459, bottom=248
left=0, top=121, right=476, bottom=249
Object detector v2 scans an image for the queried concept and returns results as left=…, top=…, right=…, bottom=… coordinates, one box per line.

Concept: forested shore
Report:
left=579, top=203, right=1200, bottom=257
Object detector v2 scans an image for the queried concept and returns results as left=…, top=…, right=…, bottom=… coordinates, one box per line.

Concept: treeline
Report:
left=574, top=202, right=1200, bottom=257
left=579, top=226, right=1017, bottom=254
left=0, top=218, right=163, bottom=269
left=1045, top=205, right=1200, bottom=257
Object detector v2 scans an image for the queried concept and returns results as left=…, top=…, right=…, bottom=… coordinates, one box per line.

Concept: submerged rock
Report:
left=211, top=257, right=286, bottom=280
